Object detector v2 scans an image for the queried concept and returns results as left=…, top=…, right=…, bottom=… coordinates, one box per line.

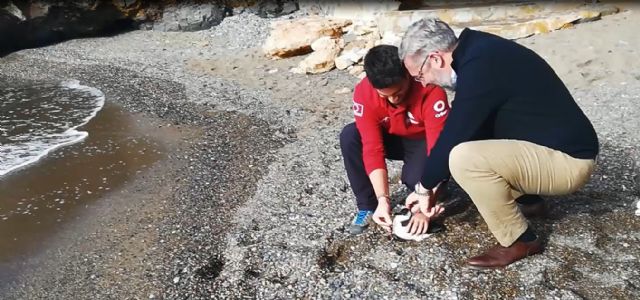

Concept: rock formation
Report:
left=0, top=0, right=300, bottom=56
left=292, top=36, right=344, bottom=74
left=262, top=16, right=352, bottom=59
left=264, top=1, right=621, bottom=77
left=152, top=2, right=225, bottom=32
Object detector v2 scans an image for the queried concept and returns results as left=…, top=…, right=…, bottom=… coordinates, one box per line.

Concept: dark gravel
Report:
left=0, top=10, right=638, bottom=300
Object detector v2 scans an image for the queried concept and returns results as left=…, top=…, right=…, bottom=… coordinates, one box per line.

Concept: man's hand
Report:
left=405, top=191, right=426, bottom=210
left=405, top=192, right=445, bottom=219
left=372, top=199, right=392, bottom=232
left=407, top=211, right=430, bottom=234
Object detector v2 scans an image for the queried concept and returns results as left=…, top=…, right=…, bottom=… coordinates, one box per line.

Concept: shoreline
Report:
left=0, top=100, right=167, bottom=282
left=0, top=9, right=639, bottom=299
left=0, top=62, right=290, bottom=298
left=0, top=77, right=196, bottom=295
left=0, top=79, right=106, bottom=178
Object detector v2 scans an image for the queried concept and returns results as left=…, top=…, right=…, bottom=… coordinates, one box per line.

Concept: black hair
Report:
left=363, top=45, right=407, bottom=89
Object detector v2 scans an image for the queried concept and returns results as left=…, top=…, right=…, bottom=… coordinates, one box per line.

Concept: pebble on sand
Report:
left=334, top=87, right=352, bottom=95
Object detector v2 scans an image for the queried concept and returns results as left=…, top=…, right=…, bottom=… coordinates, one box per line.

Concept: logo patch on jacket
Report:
left=433, top=100, right=448, bottom=118
left=353, top=102, right=364, bottom=117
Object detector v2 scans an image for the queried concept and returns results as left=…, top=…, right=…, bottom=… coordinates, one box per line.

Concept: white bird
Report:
left=392, top=209, right=433, bottom=242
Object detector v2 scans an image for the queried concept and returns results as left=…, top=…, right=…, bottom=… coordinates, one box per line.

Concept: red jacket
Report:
left=352, top=77, right=450, bottom=174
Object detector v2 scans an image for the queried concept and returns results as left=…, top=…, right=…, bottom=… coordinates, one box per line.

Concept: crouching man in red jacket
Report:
left=340, top=45, right=450, bottom=235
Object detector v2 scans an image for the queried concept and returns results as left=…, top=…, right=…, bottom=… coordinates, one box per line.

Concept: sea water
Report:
left=0, top=79, right=105, bottom=177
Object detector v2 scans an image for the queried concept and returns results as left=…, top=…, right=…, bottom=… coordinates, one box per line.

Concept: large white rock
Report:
left=299, top=0, right=400, bottom=21
left=3, top=2, right=26, bottom=21
left=334, top=56, right=353, bottom=70
left=296, top=37, right=344, bottom=74
left=350, top=19, right=379, bottom=35
left=334, top=47, right=367, bottom=70
left=311, top=35, right=344, bottom=51
left=377, top=31, right=403, bottom=46
left=263, top=16, right=352, bottom=59
left=376, top=3, right=619, bottom=41
left=348, top=65, right=364, bottom=76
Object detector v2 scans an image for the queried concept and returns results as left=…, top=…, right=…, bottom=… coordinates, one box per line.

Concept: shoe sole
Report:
left=348, top=225, right=368, bottom=235
left=463, top=264, right=504, bottom=271
left=464, top=248, right=544, bottom=270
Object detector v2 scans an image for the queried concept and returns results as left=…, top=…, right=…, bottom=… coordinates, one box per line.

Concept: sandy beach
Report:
left=0, top=5, right=639, bottom=299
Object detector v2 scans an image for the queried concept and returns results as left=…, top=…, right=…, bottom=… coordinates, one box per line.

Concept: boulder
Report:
left=343, top=38, right=367, bottom=52
left=376, top=2, right=620, bottom=41
left=358, top=31, right=381, bottom=50
left=0, top=5, right=22, bottom=55
left=342, top=31, right=357, bottom=44
left=0, top=0, right=139, bottom=56
left=350, top=20, right=378, bottom=36
left=3, top=2, right=25, bottom=21
left=27, top=1, right=50, bottom=19
left=2, top=0, right=299, bottom=55
left=334, top=47, right=367, bottom=70
left=348, top=65, right=364, bottom=76
left=227, top=0, right=299, bottom=18
left=152, top=2, right=224, bottom=31
left=263, top=16, right=352, bottom=59
left=255, top=0, right=299, bottom=18
left=377, top=32, right=402, bottom=47
left=468, top=15, right=580, bottom=40
left=295, top=36, right=343, bottom=74
left=462, top=5, right=618, bottom=40
left=334, top=55, right=353, bottom=70
left=299, top=0, right=400, bottom=21
left=311, top=35, right=344, bottom=51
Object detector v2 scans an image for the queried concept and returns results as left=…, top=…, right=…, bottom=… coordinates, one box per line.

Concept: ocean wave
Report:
left=0, top=80, right=105, bottom=177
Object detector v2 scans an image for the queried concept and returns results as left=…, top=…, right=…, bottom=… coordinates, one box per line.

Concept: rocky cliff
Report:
left=0, top=0, right=299, bottom=56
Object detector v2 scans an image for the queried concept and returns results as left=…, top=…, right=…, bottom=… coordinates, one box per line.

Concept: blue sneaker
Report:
left=349, top=210, right=373, bottom=235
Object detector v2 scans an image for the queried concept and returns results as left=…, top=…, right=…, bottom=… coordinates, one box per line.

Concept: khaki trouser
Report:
left=449, top=140, right=596, bottom=247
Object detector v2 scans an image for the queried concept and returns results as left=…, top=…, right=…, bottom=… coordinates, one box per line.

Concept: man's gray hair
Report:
left=399, top=18, right=458, bottom=63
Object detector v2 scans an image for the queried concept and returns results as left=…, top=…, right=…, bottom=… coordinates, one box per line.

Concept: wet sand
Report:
left=0, top=56, right=287, bottom=298
left=0, top=101, right=178, bottom=287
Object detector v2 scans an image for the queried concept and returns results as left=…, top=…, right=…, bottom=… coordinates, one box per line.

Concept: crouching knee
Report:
left=339, top=123, right=360, bottom=149
left=449, top=142, right=482, bottom=180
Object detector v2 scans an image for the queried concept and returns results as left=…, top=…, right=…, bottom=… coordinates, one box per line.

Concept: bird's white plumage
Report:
left=392, top=210, right=433, bottom=241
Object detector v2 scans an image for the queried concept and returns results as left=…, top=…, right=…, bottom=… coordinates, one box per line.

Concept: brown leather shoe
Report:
left=466, top=239, right=543, bottom=269
left=518, top=201, right=549, bottom=219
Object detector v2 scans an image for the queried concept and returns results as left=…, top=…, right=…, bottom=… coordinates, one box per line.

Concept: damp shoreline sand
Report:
left=0, top=100, right=181, bottom=288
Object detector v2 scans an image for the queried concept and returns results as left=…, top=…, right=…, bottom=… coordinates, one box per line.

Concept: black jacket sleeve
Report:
left=419, top=58, right=505, bottom=189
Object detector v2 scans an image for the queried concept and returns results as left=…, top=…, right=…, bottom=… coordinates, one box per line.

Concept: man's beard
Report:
left=435, top=71, right=456, bottom=90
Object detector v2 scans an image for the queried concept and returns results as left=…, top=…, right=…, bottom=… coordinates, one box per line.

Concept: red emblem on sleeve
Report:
left=353, top=102, right=364, bottom=117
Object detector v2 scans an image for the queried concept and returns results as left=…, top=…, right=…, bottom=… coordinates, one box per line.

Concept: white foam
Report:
left=61, top=79, right=106, bottom=123
left=0, top=80, right=105, bottom=177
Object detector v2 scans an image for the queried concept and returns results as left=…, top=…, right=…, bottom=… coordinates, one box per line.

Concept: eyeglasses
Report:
left=413, top=53, right=431, bottom=83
